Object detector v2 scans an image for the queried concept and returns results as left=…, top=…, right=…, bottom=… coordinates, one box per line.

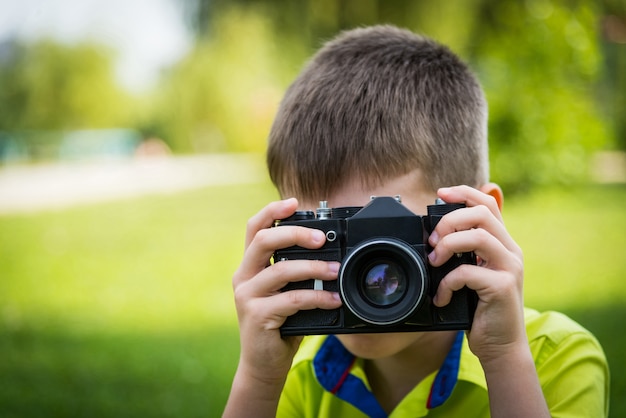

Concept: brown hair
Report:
left=267, top=25, right=488, bottom=200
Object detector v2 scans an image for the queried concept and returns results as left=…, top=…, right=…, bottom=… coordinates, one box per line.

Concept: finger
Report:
left=433, top=264, right=522, bottom=307
left=235, top=225, right=328, bottom=283
left=246, top=289, right=343, bottom=331
left=237, top=260, right=340, bottom=297
left=244, top=198, right=299, bottom=249
left=429, top=205, right=521, bottom=256
left=428, top=228, right=521, bottom=273
left=437, top=186, right=503, bottom=222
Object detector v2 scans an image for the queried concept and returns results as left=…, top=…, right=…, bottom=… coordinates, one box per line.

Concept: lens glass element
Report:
left=362, top=262, right=405, bottom=306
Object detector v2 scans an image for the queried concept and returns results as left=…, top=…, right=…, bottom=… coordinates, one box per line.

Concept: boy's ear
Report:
left=479, top=182, right=504, bottom=212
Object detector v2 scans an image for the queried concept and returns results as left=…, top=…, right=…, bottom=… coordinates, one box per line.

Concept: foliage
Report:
left=176, top=0, right=620, bottom=192
left=598, top=1, right=626, bottom=151
left=0, top=39, right=134, bottom=131
left=471, top=1, right=613, bottom=192
left=0, top=1, right=624, bottom=192
left=0, top=181, right=624, bottom=416
left=153, top=7, right=295, bottom=153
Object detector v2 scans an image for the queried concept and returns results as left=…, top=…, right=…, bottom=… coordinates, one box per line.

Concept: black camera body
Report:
left=274, top=196, right=478, bottom=336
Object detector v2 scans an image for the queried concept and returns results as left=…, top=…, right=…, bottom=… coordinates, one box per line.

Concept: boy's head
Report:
left=267, top=25, right=489, bottom=202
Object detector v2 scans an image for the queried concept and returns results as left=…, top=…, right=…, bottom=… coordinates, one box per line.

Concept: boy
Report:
left=224, top=25, right=608, bottom=417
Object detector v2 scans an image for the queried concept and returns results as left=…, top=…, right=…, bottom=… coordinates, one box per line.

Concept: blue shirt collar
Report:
left=313, top=331, right=464, bottom=417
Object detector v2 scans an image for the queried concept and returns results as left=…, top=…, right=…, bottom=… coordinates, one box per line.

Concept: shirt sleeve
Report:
left=529, top=315, right=609, bottom=417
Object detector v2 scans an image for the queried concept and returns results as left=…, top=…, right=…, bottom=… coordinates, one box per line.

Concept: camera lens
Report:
left=362, top=261, right=406, bottom=306
left=339, top=238, right=427, bottom=326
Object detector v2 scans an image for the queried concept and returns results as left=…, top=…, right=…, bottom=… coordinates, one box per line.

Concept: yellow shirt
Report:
left=277, top=308, right=609, bottom=417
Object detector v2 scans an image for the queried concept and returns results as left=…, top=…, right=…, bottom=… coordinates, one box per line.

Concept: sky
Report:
left=0, top=0, right=193, bottom=92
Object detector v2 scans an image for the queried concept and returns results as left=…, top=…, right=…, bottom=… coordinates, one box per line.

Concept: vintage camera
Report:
left=274, top=196, right=478, bottom=336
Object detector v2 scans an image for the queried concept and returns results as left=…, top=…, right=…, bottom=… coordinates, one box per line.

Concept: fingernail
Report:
left=328, top=262, right=340, bottom=273
left=331, top=292, right=341, bottom=301
left=429, top=230, right=439, bottom=245
left=428, top=251, right=436, bottom=264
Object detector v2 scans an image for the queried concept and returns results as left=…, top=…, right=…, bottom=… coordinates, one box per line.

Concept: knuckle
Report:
left=473, top=227, right=492, bottom=246
left=513, top=243, right=524, bottom=260
left=286, top=289, right=305, bottom=307
left=285, top=287, right=327, bottom=311
left=293, top=227, right=309, bottom=245
left=502, top=272, right=520, bottom=294
left=233, top=284, right=253, bottom=313
left=233, top=277, right=250, bottom=299
left=270, top=259, right=291, bottom=276
left=488, top=266, right=522, bottom=296
left=476, top=204, right=492, bottom=218
left=511, top=258, right=524, bottom=281
left=232, top=268, right=244, bottom=288
left=452, top=263, right=474, bottom=283
left=484, top=193, right=497, bottom=208
left=245, top=211, right=267, bottom=235
left=252, top=228, right=273, bottom=248
left=245, top=216, right=256, bottom=232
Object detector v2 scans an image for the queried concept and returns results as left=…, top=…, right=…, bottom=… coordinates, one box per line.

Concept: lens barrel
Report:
left=339, top=238, right=427, bottom=326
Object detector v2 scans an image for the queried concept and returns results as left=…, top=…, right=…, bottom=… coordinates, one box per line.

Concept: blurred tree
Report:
left=469, top=1, right=612, bottom=192
left=172, top=0, right=487, bottom=154
left=0, top=39, right=134, bottom=131
left=598, top=0, right=626, bottom=151
left=171, top=0, right=618, bottom=191
left=155, top=6, right=295, bottom=153
left=181, top=0, right=482, bottom=53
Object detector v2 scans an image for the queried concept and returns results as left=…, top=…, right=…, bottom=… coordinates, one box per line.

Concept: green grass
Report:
left=0, top=182, right=624, bottom=417
left=505, top=185, right=626, bottom=418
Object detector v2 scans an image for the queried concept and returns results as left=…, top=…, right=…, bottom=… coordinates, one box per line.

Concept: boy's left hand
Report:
left=427, top=185, right=526, bottom=365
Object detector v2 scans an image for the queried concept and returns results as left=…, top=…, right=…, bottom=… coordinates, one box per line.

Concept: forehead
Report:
left=297, top=169, right=437, bottom=215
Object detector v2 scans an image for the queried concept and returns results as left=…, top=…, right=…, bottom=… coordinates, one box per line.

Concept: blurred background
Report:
left=0, top=0, right=624, bottom=416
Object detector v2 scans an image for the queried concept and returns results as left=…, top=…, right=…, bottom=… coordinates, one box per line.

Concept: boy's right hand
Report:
left=228, top=198, right=342, bottom=408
